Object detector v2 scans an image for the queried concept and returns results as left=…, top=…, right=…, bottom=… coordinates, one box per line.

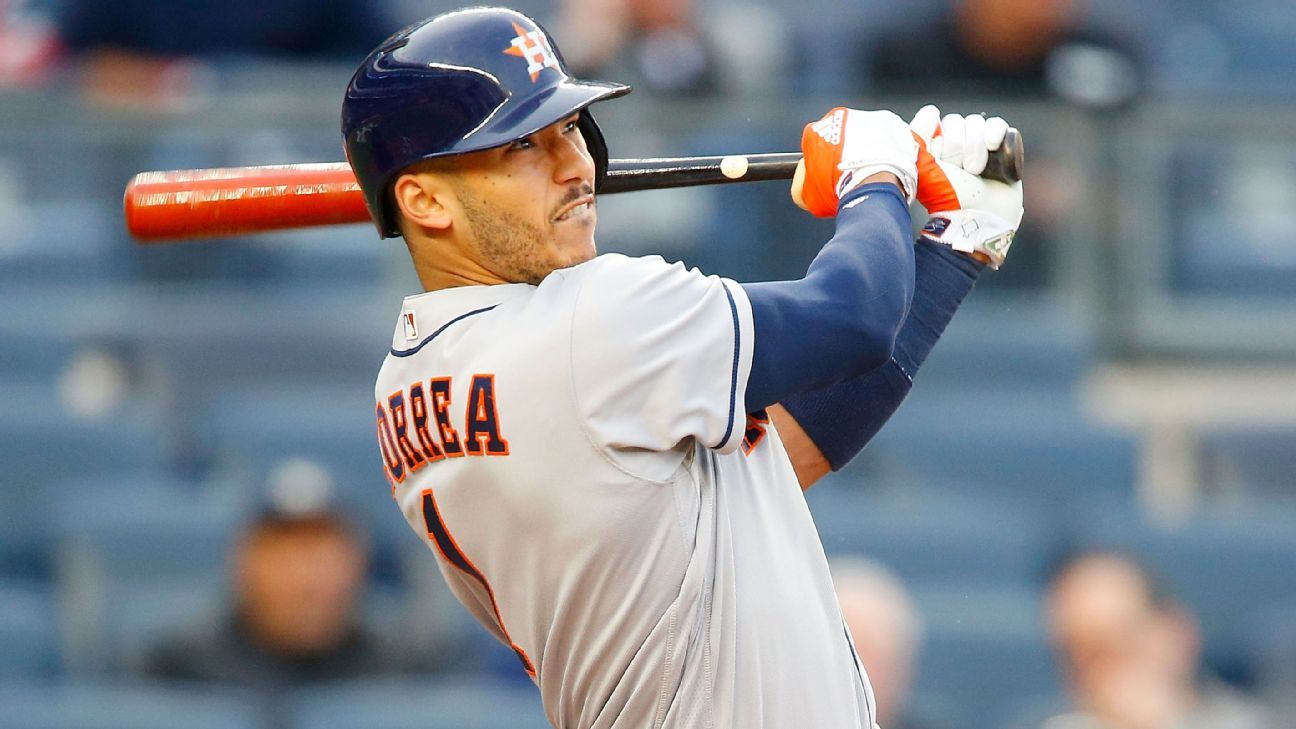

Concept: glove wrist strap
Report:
left=838, top=163, right=917, bottom=203
left=919, top=209, right=1015, bottom=269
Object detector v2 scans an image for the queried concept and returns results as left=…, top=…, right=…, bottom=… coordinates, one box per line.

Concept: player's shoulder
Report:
left=556, top=253, right=715, bottom=308
left=560, top=252, right=686, bottom=283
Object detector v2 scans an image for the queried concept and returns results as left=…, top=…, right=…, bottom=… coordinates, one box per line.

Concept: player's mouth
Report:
left=554, top=195, right=595, bottom=222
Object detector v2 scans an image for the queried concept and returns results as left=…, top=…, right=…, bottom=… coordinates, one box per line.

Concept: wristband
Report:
left=920, top=209, right=1016, bottom=269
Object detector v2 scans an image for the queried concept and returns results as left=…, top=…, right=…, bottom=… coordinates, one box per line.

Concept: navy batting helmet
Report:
left=342, top=7, right=631, bottom=238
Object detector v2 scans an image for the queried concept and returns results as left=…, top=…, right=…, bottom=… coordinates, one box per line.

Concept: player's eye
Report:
left=508, top=136, right=535, bottom=151
left=562, top=117, right=580, bottom=133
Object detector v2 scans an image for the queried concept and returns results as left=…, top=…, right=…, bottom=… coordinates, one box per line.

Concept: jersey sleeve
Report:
left=568, top=254, right=754, bottom=473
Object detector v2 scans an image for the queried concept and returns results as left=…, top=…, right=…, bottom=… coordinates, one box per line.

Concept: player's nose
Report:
left=551, top=125, right=595, bottom=187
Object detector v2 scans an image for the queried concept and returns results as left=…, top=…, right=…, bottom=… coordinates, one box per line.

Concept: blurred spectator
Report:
left=555, top=0, right=722, bottom=96
left=51, top=0, right=391, bottom=109
left=145, top=467, right=455, bottom=725
left=833, top=557, right=926, bottom=729
left=552, top=0, right=791, bottom=97
left=1042, top=551, right=1272, bottom=729
left=866, top=0, right=1141, bottom=109
left=56, top=0, right=388, bottom=61
left=0, top=0, right=62, bottom=87
left=55, top=344, right=137, bottom=420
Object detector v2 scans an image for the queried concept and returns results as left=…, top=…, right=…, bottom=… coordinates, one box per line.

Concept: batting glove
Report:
left=910, top=105, right=1024, bottom=269
left=794, top=107, right=920, bottom=217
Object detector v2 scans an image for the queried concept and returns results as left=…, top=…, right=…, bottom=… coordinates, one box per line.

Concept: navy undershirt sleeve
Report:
left=743, top=183, right=915, bottom=411
left=780, top=240, right=985, bottom=470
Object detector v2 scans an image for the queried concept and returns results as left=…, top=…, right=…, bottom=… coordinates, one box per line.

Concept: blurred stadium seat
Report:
left=0, top=200, right=124, bottom=284
left=193, top=383, right=406, bottom=548
left=0, top=383, right=168, bottom=488
left=857, top=384, right=1139, bottom=519
left=909, top=583, right=1063, bottom=729
left=126, top=286, right=390, bottom=391
left=1199, top=426, right=1296, bottom=503
left=908, top=295, right=1094, bottom=388
left=0, top=681, right=260, bottom=729
left=0, top=580, right=61, bottom=678
left=808, top=485, right=1057, bottom=589
left=1246, top=599, right=1296, bottom=718
left=95, top=578, right=228, bottom=674
left=47, top=475, right=246, bottom=672
left=287, top=677, right=550, bottom=729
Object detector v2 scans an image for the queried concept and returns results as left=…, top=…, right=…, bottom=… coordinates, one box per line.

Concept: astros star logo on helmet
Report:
left=503, top=22, right=561, bottom=82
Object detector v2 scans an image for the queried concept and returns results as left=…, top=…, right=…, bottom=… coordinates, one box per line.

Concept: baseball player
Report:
left=344, top=7, right=1024, bottom=728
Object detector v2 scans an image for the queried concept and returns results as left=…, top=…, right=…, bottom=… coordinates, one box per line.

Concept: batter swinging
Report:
left=345, top=7, right=1024, bottom=728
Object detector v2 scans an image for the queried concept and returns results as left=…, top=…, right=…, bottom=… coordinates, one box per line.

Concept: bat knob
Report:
left=790, top=159, right=809, bottom=211
left=982, top=128, right=1024, bottom=185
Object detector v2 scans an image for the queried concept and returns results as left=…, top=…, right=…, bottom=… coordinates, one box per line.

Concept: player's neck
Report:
left=407, top=236, right=510, bottom=291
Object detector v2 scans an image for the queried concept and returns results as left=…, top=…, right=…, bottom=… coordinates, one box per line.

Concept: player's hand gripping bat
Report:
left=123, top=130, right=1021, bottom=242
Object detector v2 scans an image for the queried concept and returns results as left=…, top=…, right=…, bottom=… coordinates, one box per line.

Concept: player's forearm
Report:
left=780, top=241, right=984, bottom=478
left=743, top=183, right=915, bottom=411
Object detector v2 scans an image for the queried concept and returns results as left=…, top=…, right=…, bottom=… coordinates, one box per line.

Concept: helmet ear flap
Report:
left=578, top=110, right=610, bottom=194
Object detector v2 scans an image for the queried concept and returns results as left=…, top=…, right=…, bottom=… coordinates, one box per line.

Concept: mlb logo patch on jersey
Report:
left=402, top=310, right=419, bottom=340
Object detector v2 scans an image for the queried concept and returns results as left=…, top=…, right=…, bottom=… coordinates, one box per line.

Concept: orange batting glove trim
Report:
left=913, top=130, right=961, bottom=213
left=799, top=107, right=848, bottom=218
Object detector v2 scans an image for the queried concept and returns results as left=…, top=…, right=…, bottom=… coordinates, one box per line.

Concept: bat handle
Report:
left=981, top=127, right=1024, bottom=184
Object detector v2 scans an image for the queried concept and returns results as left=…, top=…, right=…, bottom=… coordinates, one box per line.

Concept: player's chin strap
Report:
left=920, top=209, right=1017, bottom=270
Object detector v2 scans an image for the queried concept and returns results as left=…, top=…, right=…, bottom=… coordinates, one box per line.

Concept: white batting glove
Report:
left=909, top=105, right=1024, bottom=269
left=792, top=107, right=920, bottom=217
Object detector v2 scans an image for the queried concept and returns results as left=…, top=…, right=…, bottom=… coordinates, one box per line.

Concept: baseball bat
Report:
left=124, top=130, right=1022, bottom=242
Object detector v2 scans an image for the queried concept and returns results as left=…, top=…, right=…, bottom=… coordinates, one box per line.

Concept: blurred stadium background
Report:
left=1, top=0, right=1295, bottom=727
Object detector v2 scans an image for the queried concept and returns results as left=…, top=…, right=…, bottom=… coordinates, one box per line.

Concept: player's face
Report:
left=450, top=113, right=598, bottom=284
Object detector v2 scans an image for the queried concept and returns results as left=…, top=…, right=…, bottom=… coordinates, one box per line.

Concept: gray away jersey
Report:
left=373, top=254, right=877, bottom=728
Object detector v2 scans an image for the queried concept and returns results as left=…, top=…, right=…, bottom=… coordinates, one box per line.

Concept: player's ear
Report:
left=392, top=171, right=454, bottom=232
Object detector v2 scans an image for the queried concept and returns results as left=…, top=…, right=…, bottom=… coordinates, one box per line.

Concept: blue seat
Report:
left=807, top=485, right=1056, bottom=589
left=0, top=581, right=60, bottom=677
left=0, top=200, right=124, bottom=284
left=100, top=578, right=230, bottom=675
left=906, top=294, right=1093, bottom=388
left=855, top=385, right=1139, bottom=517
left=200, top=384, right=379, bottom=479
left=140, top=288, right=390, bottom=393
left=908, top=583, right=1062, bottom=728
left=192, top=381, right=410, bottom=582
left=1145, top=0, right=1296, bottom=99
left=0, top=333, right=81, bottom=385
left=247, top=226, right=386, bottom=284
left=0, top=384, right=167, bottom=489
left=47, top=476, right=246, bottom=672
left=1246, top=599, right=1296, bottom=716
left=0, top=681, right=259, bottom=729
left=288, top=678, right=550, bottom=729
left=0, top=447, right=56, bottom=578
left=48, top=475, right=246, bottom=580
left=1199, top=427, right=1296, bottom=501
left=197, top=383, right=401, bottom=542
